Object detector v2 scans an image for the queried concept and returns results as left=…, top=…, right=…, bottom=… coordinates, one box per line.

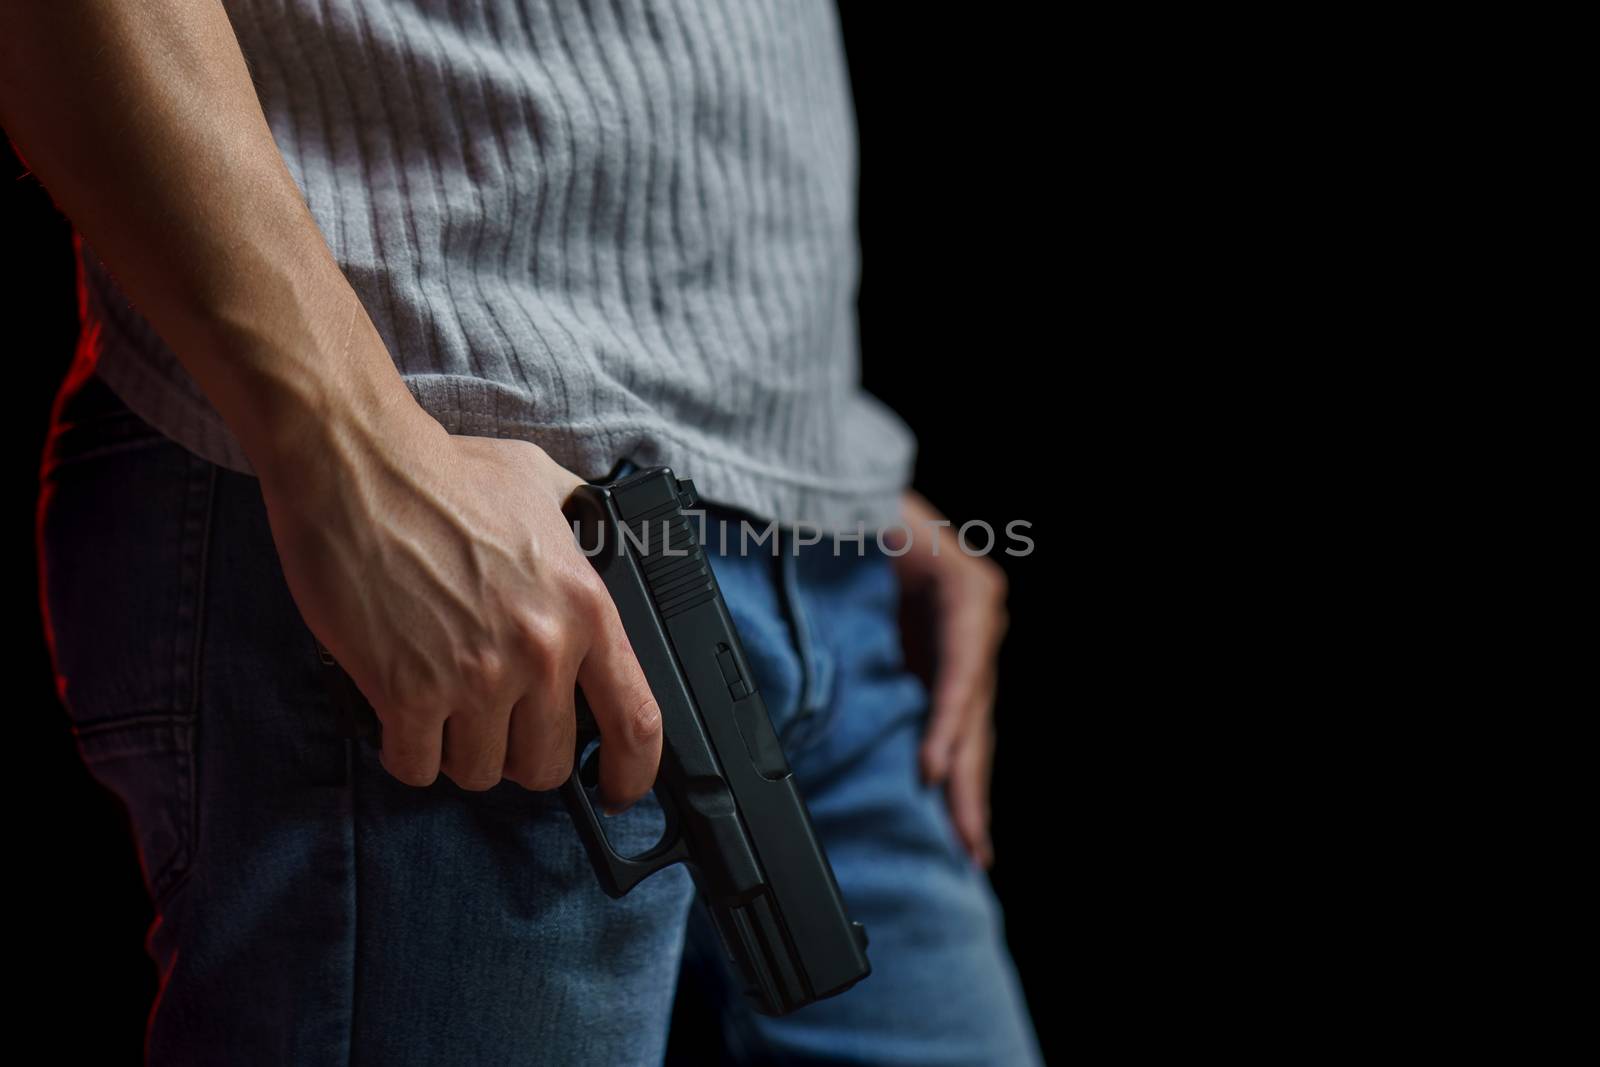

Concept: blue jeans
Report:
left=37, top=370, right=1042, bottom=1066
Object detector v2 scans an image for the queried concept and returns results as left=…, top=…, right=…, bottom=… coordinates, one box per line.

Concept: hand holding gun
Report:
left=316, top=465, right=870, bottom=1016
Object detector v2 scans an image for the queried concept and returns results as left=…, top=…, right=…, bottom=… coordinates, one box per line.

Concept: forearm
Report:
left=0, top=0, right=408, bottom=474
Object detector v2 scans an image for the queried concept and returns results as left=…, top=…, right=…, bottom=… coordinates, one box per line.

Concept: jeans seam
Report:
left=186, top=459, right=216, bottom=713
left=772, top=531, right=836, bottom=756
left=149, top=454, right=216, bottom=909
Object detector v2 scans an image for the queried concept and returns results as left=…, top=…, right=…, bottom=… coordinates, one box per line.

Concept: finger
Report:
left=946, top=709, right=996, bottom=868
left=920, top=615, right=991, bottom=783
left=576, top=598, right=663, bottom=814
left=379, top=713, right=444, bottom=787
left=439, top=706, right=512, bottom=791
left=502, top=686, right=577, bottom=791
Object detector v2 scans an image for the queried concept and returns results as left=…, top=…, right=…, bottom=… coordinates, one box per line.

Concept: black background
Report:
left=5, top=6, right=1061, bottom=1062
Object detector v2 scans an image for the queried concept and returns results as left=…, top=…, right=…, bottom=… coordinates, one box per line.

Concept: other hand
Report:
left=889, top=490, right=1009, bottom=868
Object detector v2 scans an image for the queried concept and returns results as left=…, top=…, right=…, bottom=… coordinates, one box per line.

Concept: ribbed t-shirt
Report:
left=78, top=0, right=914, bottom=531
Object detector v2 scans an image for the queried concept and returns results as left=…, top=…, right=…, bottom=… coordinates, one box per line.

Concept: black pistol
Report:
left=560, top=465, right=871, bottom=1016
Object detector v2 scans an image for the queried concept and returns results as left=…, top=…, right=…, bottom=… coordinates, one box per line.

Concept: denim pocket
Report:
left=70, top=714, right=198, bottom=904
left=38, top=372, right=216, bottom=906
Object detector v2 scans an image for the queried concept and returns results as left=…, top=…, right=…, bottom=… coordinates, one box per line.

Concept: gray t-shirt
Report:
left=80, top=0, right=913, bottom=532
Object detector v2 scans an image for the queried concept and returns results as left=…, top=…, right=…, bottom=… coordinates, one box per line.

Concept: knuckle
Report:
left=368, top=666, right=447, bottom=724
left=378, top=699, right=445, bottom=730
left=368, top=683, right=412, bottom=719
left=374, top=658, right=443, bottom=713
left=383, top=756, right=438, bottom=788
left=445, top=766, right=503, bottom=793
left=515, top=755, right=574, bottom=791
left=567, top=570, right=612, bottom=630
left=622, top=692, right=662, bottom=749
left=458, top=645, right=510, bottom=700
left=513, top=610, right=567, bottom=674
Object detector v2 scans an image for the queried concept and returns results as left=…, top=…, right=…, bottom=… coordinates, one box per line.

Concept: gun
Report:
left=312, top=466, right=871, bottom=1014
left=559, top=465, right=871, bottom=1015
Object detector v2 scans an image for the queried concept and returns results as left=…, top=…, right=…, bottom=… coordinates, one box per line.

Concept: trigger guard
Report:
left=560, top=762, right=691, bottom=897
left=565, top=691, right=689, bottom=893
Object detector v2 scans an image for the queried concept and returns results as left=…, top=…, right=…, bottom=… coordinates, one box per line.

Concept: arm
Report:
left=0, top=0, right=385, bottom=465
left=2, top=1, right=662, bottom=805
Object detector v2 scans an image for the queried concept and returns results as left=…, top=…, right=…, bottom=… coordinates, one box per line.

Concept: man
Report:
left=12, top=1, right=1041, bottom=1062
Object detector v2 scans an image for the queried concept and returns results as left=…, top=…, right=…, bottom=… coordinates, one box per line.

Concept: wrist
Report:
left=193, top=288, right=435, bottom=490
